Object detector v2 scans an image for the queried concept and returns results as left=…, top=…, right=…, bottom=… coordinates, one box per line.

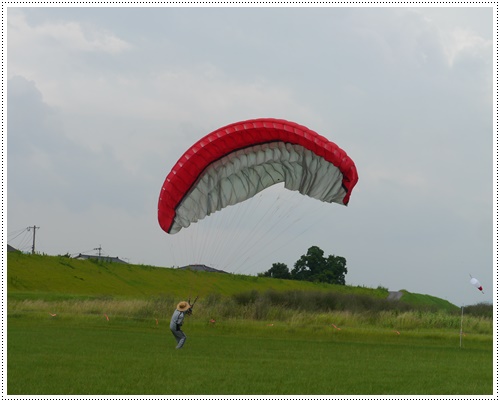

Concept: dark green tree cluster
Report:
left=258, top=246, right=347, bottom=285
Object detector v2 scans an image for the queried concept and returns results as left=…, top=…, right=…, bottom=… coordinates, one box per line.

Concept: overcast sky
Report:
left=6, top=5, right=494, bottom=306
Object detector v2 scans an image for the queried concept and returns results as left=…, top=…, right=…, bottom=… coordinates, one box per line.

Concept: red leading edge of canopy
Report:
left=158, top=118, right=359, bottom=234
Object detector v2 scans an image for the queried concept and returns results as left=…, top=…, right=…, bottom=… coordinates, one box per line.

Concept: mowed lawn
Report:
left=7, top=314, right=493, bottom=395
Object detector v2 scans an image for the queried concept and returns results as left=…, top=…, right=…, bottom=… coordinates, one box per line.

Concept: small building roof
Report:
left=74, top=254, right=128, bottom=264
left=178, top=264, right=228, bottom=274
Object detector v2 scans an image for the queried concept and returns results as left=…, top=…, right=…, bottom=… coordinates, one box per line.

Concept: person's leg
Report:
left=171, top=329, right=181, bottom=342
left=175, top=330, right=187, bottom=349
left=171, top=328, right=187, bottom=348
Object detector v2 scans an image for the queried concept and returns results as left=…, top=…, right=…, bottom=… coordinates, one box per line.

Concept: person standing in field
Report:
left=170, top=301, right=191, bottom=349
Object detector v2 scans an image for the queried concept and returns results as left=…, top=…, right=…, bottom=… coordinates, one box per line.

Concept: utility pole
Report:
left=27, top=225, right=40, bottom=254
left=94, top=245, right=102, bottom=257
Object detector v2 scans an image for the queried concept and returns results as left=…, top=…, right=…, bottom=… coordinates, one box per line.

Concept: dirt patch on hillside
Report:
left=387, top=291, right=403, bottom=301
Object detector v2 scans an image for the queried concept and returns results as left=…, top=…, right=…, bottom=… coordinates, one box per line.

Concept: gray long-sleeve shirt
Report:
left=170, top=309, right=186, bottom=331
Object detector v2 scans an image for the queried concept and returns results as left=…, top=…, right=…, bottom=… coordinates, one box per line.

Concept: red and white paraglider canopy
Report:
left=158, top=118, right=358, bottom=234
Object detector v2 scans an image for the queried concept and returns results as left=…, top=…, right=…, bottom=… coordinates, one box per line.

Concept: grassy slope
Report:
left=400, top=289, right=459, bottom=311
left=7, top=252, right=457, bottom=310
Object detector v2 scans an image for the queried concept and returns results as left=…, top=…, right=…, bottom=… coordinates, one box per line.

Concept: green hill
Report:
left=7, top=252, right=458, bottom=311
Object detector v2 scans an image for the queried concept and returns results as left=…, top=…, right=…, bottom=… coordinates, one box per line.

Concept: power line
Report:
left=8, top=228, right=28, bottom=243
left=16, top=230, right=32, bottom=252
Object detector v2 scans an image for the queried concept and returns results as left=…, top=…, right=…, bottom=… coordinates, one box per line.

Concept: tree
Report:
left=291, top=245, right=325, bottom=281
left=258, top=262, right=291, bottom=279
left=325, top=255, right=347, bottom=285
left=290, top=246, right=347, bottom=285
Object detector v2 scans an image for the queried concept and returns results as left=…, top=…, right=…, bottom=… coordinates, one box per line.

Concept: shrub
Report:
left=463, top=302, right=493, bottom=319
left=231, top=289, right=421, bottom=315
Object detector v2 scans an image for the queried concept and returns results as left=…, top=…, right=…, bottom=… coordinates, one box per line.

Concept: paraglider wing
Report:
left=158, top=118, right=359, bottom=234
left=470, top=277, right=484, bottom=293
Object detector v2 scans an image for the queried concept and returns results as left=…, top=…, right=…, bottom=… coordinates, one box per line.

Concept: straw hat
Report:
left=176, top=301, right=191, bottom=312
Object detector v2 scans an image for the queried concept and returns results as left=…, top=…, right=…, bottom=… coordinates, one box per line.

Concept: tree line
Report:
left=258, top=245, right=347, bottom=285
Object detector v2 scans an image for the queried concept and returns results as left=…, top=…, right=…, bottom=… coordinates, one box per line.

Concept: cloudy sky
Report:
left=6, top=5, right=494, bottom=306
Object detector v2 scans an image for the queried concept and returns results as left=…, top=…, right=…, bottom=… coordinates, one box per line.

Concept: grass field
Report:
left=6, top=253, right=493, bottom=395
left=7, top=312, right=492, bottom=395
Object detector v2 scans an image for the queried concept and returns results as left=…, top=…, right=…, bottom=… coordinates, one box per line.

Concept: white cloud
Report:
left=8, top=8, right=131, bottom=55
left=410, top=7, right=493, bottom=68
left=440, top=27, right=493, bottom=67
